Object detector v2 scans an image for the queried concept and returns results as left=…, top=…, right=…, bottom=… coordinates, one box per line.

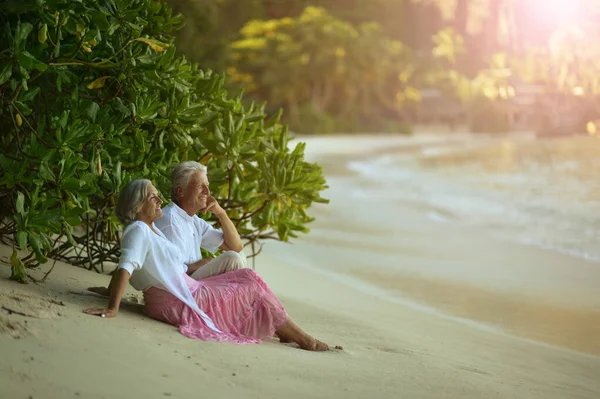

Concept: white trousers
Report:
left=190, top=251, right=248, bottom=280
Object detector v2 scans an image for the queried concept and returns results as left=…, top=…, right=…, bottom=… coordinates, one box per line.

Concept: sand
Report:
left=1, top=134, right=599, bottom=399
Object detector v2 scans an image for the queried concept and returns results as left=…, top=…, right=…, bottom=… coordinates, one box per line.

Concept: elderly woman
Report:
left=84, top=179, right=337, bottom=351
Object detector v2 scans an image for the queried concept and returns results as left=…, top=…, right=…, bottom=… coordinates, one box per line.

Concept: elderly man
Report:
left=157, top=161, right=247, bottom=278
left=89, top=161, right=247, bottom=296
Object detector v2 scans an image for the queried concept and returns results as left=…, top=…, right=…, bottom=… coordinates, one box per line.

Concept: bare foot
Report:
left=298, top=336, right=330, bottom=352
left=274, top=320, right=340, bottom=351
left=87, top=287, right=110, bottom=297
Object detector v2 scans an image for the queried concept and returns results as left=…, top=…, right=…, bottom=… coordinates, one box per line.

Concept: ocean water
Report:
left=344, top=133, right=600, bottom=263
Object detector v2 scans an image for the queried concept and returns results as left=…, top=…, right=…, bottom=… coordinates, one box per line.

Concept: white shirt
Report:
left=120, top=221, right=186, bottom=291
left=118, top=221, right=220, bottom=332
left=154, top=202, right=224, bottom=265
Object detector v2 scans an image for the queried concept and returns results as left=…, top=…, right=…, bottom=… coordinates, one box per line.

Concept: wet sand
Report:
left=298, top=133, right=600, bottom=357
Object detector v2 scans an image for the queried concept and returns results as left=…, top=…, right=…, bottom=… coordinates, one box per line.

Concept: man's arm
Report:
left=203, top=196, right=243, bottom=252
left=216, top=211, right=243, bottom=252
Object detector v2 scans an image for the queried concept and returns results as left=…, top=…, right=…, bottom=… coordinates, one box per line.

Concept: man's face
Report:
left=180, top=170, right=210, bottom=214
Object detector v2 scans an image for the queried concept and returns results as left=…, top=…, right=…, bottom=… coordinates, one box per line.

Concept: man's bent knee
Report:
left=219, top=250, right=247, bottom=271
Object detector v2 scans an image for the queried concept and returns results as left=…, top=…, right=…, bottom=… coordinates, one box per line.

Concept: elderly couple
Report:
left=85, top=161, right=339, bottom=351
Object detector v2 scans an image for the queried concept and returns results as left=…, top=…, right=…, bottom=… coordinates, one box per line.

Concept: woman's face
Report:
left=136, top=184, right=163, bottom=224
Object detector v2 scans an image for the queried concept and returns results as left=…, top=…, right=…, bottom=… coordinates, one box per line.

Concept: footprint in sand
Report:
left=456, top=364, right=492, bottom=376
left=365, top=345, right=413, bottom=355
left=0, top=290, right=65, bottom=339
left=0, top=316, right=30, bottom=339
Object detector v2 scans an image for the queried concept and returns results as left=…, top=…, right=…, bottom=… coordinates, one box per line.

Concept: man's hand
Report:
left=202, top=196, right=243, bottom=253
left=201, top=196, right=226, bottom=217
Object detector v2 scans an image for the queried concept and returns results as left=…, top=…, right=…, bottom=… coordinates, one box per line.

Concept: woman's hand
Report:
left=83, top=307, right=118, bottom=318
left=83, top=269, right=131, bottom=319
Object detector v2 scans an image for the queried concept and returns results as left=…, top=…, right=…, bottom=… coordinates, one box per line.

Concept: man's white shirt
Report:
left=154, top=201, right=225, bottom=265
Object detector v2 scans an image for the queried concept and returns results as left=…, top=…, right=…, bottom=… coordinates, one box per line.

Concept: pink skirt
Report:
left=143, top=268, right=289, bottom=343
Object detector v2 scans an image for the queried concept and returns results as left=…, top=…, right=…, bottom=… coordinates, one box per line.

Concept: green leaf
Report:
left=10, top=250, right=27, bottom=284
left=112, top=98, right=131, bottom=116
left=64, top=214, right=81, bottom=226
left=39, top=162, right=56, bottom=181
left=265, top=109, right=283, bottom=129
left=87, top=76, right=111, bottom=89
left=16, top=230, right=27, bottom=250
left=91, top=11, right=110, bottom=30
left=38, top=24, right=48, bottom=44
left=196, top=111, right=218, bottom=126
left=20, top=86, right=41, bottom=102
left=61, top=178, right=81, bottom=190
left=28, top=233, right=48, bottom=264
left=136, top=54, right=157, bottom=64
left=153, top=118, right=169, bottom=127
left=59, top=110, right=69, bottom=129
left=113, top=161, right=122, bottom=187
left=15, top=101, right=32, bottom=116
left=16, top=192, right=25, bottom=215
left=277, top=224, right=289, bottom=241
left=244, top=113, right=264, bottom=123
left=42, top=149, right=57, bottom=162
left=134, top=37, right=169, bottom=52
left=53, top=40, right=60, bottom=57
left=71, top=85, right=79, bottom=102
left=29, top=208, right=62, bottom=230
left=18, top=51, right=48, bottom=72
left=0, top=62, right=13, bottom=85
left=39, top=233, right=53, bottom=251
left=84, top=29, right=99, bottom=42
left=15, top=22, right=33, bottom=51
left=65, top=226, right=76, bottom=246
left=86, top=101, right=100, bottom=122
left=246, top=196, right=265, bottom=212
left=159, top=45, right=176, bottom=68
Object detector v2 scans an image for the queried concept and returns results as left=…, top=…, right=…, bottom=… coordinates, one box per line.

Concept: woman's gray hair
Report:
left=115, top=178, right=152, bottom=225
left=171, top=161, right=207, bottom=198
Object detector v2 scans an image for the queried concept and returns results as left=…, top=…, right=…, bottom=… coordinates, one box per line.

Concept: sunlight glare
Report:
left=535, top=0, right=582, bottom=25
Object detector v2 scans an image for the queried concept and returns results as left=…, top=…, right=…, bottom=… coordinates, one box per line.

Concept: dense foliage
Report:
left=229, top=7, right=420, bottom=133
left=164, top=0, right=600, bottom=134
left=0, top=0, right=329, bottom=283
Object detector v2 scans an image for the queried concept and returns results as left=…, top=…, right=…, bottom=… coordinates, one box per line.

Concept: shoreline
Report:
left=301, top=133, right=600, bottom=358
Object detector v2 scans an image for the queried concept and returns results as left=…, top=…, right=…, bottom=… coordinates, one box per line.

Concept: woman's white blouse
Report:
left=119, top=221, right=184, bottom=291
left=117, top=221, right=220, bottom=332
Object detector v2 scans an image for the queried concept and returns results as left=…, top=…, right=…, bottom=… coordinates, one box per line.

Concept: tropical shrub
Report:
left=0, top=0, right=328, bottom=283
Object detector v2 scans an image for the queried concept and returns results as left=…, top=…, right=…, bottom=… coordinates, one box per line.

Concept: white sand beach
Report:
left=1, top=133, right=599, bottom=399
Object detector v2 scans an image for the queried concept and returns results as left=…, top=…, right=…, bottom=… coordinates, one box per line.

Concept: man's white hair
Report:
left=115, top=178, right=152, bottom=225
left=171, top=161, right=207, bottom=199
